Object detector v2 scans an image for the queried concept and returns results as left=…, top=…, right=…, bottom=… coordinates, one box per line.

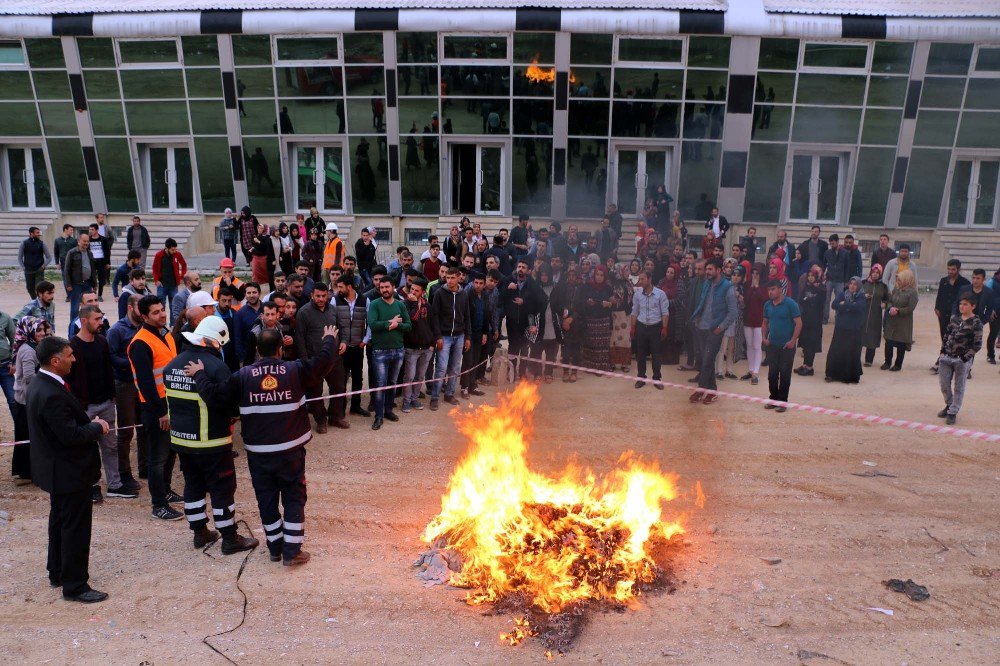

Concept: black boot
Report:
left=221, top=533, right=259, bottom=555
left=193, top=527, right=220, bottom=549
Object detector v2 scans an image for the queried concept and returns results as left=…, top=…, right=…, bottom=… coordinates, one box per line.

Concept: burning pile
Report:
left=417, top=382, right=689, bottom=650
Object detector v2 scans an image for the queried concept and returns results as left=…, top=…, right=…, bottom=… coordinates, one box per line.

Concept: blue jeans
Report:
left=223, top=238, right=238, bottom=262
left=432, top=334, right=465, bottom=398
left=0, top=360, right=15, bottom=420
left=157, top=285, right=178, bottom=322
left=372, top=348, right=405, bottom=420
left=68, top=283, right=92, bottom=332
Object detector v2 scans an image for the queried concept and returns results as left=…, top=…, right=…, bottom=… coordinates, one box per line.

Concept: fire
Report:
left=421, top=382, right=685, bottom=614
left=523, top=57, right=577, bottom=85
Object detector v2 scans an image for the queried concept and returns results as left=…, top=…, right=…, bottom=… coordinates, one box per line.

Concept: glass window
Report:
left=84, top=70, right=120, bottom=99
left=345, top=97, right=385, bottom=134
left=344, top=33, right=383, bottom=64
left=127, top=101, right=190, bottom=134
left=866, top=75, right=908, bottom=107
left=568, top=101, right=609, bottom=136
left=398, top=65, right=438, bottom=96
left=617, top=38, right=682, bottom=64
left=964, top=78, right=1000, bottom=110
left=683, top=103, right=724, bottom=140
left=89, top=102, right=127, bottom=135
left=612, top=101, right=676, bottom=138
left=279, top=99, right=345, bottom=134
left=861, top=108, right=902, bottom=145
left=182, top=36, right=219, bottom=66
left=344, top=66, right=384, bottom=96
left=913, top=110, right=959, bottom=147
left=276, top=67, right=343, bottom=97
left=24, top=39, right=65, bottom=68
left=400, top=135, right=439, bottom=214
left=405, top=228, right=432, bottom=245
left=234, top=35, right=272, bottom=66
left=244, top=138, right=284, bottom=213
left=0, top=40, right=26, bottom=66
left=755, top=72, right=795, bottom=104
left=47, top=138, right=92, bottom=210
left=440, top=99, right=506, bottom=134
left=443, top=35, right=508, bottom=61
left=614, top=68, right=682, bottom=100
left=796, top=74, right=866, bottom=106
left=396, top=33, right=437, bottom=63
left=275, top=37, right=340, bottom=63
left=900, top=148, right=950, bottom=227
left=751, top=105, right=791, bottom=141
left=512, top=66, right=554, bottom=97
left=927, top=43, right=974, bottom=76
left=792, top=107, right=862, bottom=143
left=38, top=102, right=76, bottom=135
left=349, top=136, right=389, bottom=214
left=565, top=139, right=606, bottom=217
left=920, top=77, right=966, bottom=109
left=569, top=67, right=611, bottom=98
left=440, top=66, right=509, bottom=96
left=571, top=34, right=612, bottom=65
left=802, top=43, right=868, bottom=69
left=872, top=41, right=913, bottom=74
left=744, top=143, right=787, bottom=222
left=678, top=141, right=721, bottom=221
left=0, top=71, right=33, bottom=99
left=976, top=47, right=1000, bottom=73
left=118, top=40, right=180, bottom=65
left=758, top=38, right=798, bottom=70
left=0, top=102, right=41, bottom=135
left=239, top=100, right=278, bottom=135
left=185, top=68, right=222, bottom=98
left=121, top=69, right=186, bottom=99
left=32, top=71, right=70, bottom=100
left=688, top=37, right=730, bottom=69
left=95, top=138, right=138, bottom=211
left=235, top=68, right=274, bottom=98
left=399, top=99, right=439, bottom=133
left=189, top=100, right=227, bottom=134
left=512, top=137, right=551, bottom=217
left=849, top=147, right=894, bottom=227
left=513, top=99, right=552, bottom=135
left=957, top=112, right=1000, bottom=148
left=193, top=137, right=235, bottom=212
left=685, top=70, right=728, bottom=101
left=79, top=39, right=116, bottom=68
left=514, top=33, right=555, bottom=64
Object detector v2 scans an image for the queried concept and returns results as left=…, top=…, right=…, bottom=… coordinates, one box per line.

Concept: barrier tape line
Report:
left=507, top=354, right=1000, bottom=444
left=0, top=424, right=141, bottom=448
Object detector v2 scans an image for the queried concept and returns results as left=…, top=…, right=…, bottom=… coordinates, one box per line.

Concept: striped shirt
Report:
left=632, top=287, right=669, bottom=325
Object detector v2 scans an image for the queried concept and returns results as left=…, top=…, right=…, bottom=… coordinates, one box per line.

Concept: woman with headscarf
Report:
left=627, top=258, right=643, bottom=290
left=670, top=210, right=688, bottom=248
left=532, top=264, right=560, bottom=383
left=741, top=262, right=768, bottom=384
left=795, top=266, right=825, bottom=376
left=657, top=264, right=683, bottom=365
left=237, top=205, right=258, bottom=264
left=609, top=264, right=633, bottom=371
left=714, top=264, right=740, bottom=380
left=701, top=230, right=717, bottom=260
left=768, top=257, right=791, bottom=296
left=11, top=316, right=51, bottom=481
left=582, top=264, right=614, bottom=372
left=250, top=222, right=272, bottom=287
left=443, top=226, right=463, bottom=264
left=277, top=222, right=295, bottom=274
left=635, top=220, right=650, bottom=257
left=304, top=207, right=325, bottom=236
left=826, top=276, right=866, bottom=383
left=579, top=254, right=597, bottom=284
left=883, top=269, right=919, bottom=371
left=220, top=207, right=237, bottom=263
left=789, top=247, right=810, bottom=299
left=861, top=264, right=889, bottom=367
left=302, top=226, right=324, bottom=282
left=288, top=223, right=304, bottom=266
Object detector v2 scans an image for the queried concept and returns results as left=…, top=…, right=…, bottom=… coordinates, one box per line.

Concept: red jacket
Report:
left=151, top=248, right=187, bottom=285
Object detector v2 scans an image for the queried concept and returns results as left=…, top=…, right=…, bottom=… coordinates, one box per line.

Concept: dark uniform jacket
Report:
left=164, top=345, right=235, bottom=453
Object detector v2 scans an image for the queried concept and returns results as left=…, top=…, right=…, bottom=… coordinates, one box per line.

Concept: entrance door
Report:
left=946, top=157, right=1000, bottom=228
left=3, top=146, right=53, bottom=210
left=144, top=145, right=194, bottom=212
left=449, top=142, right=505, bottom=215
left=294, top=144, right=345, bottom=213
left=610, top=145, right=672, bottom=216
left=786, top=151, right=844, bottom=224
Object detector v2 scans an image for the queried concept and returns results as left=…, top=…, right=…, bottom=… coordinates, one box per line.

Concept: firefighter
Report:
left=163, top=316, right=258, bottom=554
left=185, top=324, right=338, bottom=566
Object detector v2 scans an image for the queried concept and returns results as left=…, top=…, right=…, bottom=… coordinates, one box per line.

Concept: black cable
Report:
left=200, top=519, right=257, bottom=665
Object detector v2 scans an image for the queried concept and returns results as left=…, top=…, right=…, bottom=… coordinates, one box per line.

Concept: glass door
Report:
left=477, top=145, right=502, bottom=214
left=610, top=145, right=672, bottom=217
left=294, top=144, right=344, bottom=213
left=4, top=146, right=53, bottom=210
left=145, top=145, right=195, bottom=212
left=448, top=141, right=506, bottom=215
left=947, top=158, right=1000, bottom=228
left=787, top=151, right=844, bottom=224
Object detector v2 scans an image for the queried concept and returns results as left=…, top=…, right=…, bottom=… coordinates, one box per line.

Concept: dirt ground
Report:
left=0, top=278, right=997, bottom=665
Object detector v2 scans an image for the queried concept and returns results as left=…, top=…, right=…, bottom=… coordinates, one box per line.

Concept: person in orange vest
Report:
left=127, top=294, right=182, bottom=521
left=322, top=225, right=345, bottom=285
left=211, top=258, right=246, bottom=310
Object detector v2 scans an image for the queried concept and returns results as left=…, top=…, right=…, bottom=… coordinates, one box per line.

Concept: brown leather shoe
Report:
left=329, top=419, right=350, bottom=430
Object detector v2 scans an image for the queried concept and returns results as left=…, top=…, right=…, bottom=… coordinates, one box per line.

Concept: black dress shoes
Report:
left=64, top=588, right=109, bottom=603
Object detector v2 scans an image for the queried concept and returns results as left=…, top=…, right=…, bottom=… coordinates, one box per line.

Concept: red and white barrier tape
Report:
left=0, top=424, right=142, bottom=448
left=508, top=355, right=1000, bottom=444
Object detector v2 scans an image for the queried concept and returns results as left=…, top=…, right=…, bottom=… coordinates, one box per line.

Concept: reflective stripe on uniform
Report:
left=165, top=387, right=231, bottom=447
left=187, top=512, right=207, bottom=522
left=170, top=434, right=233, bottom=448
left=244, top=430, right=311, bottom=453
left=263, top=519, right=282, bottom=532
left=284, top=521, right=303, bottom=530
left=214, top=518, right=235, bottom=528
left=239, top=397, right=306, bottom=415
left=283, top=535, right=304, bottom=543
left=184, top=500, right=206, bottom=510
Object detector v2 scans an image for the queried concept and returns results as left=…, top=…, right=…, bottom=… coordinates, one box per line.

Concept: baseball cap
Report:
left=219, top=258, right=235, bottom=269
left=188, top=291, right=217, bottom=309
left=182, top=315, right=230, bottom=347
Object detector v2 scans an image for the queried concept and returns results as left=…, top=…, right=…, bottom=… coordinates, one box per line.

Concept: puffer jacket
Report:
left=334, top=292, right=368, bottom=347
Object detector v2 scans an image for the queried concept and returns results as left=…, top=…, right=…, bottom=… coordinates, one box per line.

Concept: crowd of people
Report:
left=6, top=207, right=997, bottom=604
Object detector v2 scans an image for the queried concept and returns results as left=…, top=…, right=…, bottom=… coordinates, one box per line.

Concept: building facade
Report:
left=0, top=1, right=998, bottom=262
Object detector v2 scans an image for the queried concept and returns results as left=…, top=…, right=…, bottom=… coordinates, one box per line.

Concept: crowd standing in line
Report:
left=5, top=205, right=996, bottom=604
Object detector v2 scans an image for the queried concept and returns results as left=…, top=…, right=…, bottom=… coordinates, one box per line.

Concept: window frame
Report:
left=114, top=38, right=183, bottom=69
left=613, top=35, right=687, bottom=68
left=798, top=40, right=872, bottom=74
left=439, top=33, right=512, bottom=65
left=971, top=44, right=1000, bottom=78
left=271, top=34, right=344, bottom=67
left=0, top=39, right=28, bottom=70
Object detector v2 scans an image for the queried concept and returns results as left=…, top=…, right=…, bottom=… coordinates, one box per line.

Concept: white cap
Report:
left=182, top=315, right=230, bottom=347
left=187, top=291, right=217, bottom=309
left=327, top=223, right=338, bottom=233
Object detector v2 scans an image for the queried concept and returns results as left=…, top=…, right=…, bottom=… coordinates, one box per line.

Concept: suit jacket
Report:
left=26, top=372, right=103, bottom=494
left=704, top=216, right=730, bottom=239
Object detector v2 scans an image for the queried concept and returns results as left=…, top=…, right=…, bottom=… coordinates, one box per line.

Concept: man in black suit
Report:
left=704, top=207, right=730, bottom=240
left=27, top=336, right=110, bottom=603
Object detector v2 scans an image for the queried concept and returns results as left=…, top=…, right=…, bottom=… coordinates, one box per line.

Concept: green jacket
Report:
left=884, top=287, right=919, bottom=345
left=367, top=297, right=412, bottom=350
left=0, top=311, right=14, bottom=363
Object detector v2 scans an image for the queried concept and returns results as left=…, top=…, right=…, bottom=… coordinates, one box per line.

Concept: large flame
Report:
left=523, top=57, right=577, bottom=85
left=421, top=382, right=685, bottom=614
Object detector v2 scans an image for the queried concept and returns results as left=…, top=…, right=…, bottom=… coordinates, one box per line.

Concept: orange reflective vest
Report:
left=322, top=236, right=345, bottom=270
left=128, top=326, right=178, bottom=402
left=212, top=276, right=246, bottom=310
